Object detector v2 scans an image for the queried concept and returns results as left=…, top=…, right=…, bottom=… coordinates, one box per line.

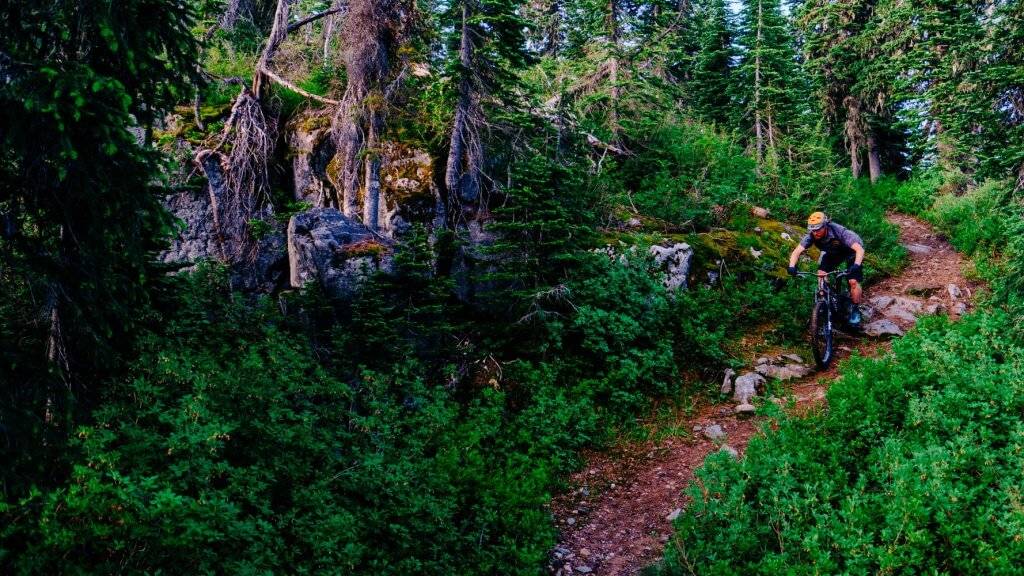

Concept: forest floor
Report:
left=548, top=213, right=983, bottom=576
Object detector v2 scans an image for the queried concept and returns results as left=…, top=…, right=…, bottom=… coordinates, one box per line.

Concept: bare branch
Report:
left=288, top=7, right=346, bottom=33
left=259, top=67, right=341, bottom=105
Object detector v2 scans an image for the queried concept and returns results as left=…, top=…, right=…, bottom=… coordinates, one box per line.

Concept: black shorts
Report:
left=818, top=251, right=862, bottom=282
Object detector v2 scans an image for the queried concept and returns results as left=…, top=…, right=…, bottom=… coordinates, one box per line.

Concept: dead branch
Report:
left=586, top=132, right=628, bottom=155
left=259, top=67, right=341, bottom=105
left=288, top=6, right=346, bottom=32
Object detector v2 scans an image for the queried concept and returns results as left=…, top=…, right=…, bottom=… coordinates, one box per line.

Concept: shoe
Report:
left=849, top=304, right=862, bottom=325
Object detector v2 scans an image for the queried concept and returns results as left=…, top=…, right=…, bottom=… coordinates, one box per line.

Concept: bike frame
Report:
left=797, top=270, right=850, bottom=316
left=796, top=269, right=851, bottom=368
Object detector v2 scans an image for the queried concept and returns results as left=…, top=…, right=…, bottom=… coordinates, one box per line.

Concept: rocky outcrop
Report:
left=649, top=243, right=693, bottom=291
left=161, top=112, right=447, bottom=298
left=287, top=207, right=392, bottom=298
left=722, top=368, right=768, bottom=415
left=161, top=166, right=286, bottom=293
left=325, top=140, right=443, bottom=238
left=452, top=219, right=498, bottom=302
left=862, top=318, right=904, bottom=338
left=161, top=187, right=220, bottom=265
left=287, top=112, right=336, bottom=206
left=378, top=142, right=444, bottom=236
left=754, top=355, right=814, bottom=381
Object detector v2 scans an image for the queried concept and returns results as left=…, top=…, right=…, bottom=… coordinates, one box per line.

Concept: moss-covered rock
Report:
left=600, top=206, right=819, bottom=288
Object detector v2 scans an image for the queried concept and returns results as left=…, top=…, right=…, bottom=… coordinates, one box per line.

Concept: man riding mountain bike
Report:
left=787, top=212, right=865, bottom=326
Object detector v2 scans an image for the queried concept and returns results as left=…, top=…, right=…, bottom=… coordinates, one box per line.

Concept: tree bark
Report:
left=753, top=0, right=764, bottom=167
left=867, top=131, right=881, bottom=183
left=363, top=100, right=383, bottom=230
left=607, top=0, right=620, bottom=134
left=445, top=1, right=482, bottom=207
left=331, top=0, right=398, bottom=228
left=845, top=95, right=863, bottom=179
left=253, top=0, right=291, bottom=100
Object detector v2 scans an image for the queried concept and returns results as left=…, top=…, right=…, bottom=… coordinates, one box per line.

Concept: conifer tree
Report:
left=733, top=0, right=803, bottom=167
left=0, top=0, right=196, bottom=480
left=687, top=0, right=736, bottom=128
left=442, top=0, right=528, bottom=219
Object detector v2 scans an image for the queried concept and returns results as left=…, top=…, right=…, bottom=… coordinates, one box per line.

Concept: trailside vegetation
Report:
left=2, top=0, right=1024, bottom=573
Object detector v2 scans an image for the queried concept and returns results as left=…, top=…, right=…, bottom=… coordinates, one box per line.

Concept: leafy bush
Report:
left=1, top=267, right=559, bottom=575
left=928, top=179, right=1018, bottom=256
left=621, top=121, right=756, bottom=228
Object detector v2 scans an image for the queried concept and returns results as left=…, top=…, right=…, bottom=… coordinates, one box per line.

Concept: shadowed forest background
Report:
left=3, top=0, right=1024, bottom=573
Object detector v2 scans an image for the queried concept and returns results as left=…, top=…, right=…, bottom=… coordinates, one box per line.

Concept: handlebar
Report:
left=793, top=270, right=849, bottom=279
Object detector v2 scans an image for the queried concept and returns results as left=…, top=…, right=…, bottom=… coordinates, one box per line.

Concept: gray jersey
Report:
left=799, top=222, right=864, bottom=254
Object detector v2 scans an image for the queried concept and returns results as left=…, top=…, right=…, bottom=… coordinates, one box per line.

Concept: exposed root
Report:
left=197, top=87, right=275, bottom=263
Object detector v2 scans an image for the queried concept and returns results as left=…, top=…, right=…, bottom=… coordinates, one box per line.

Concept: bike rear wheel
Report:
left=809, top=300, right=834, bottom=369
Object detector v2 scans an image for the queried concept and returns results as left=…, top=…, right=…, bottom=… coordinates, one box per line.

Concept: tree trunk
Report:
left=607, top=0, right=619, bottom=134
left=934, top=119, right=956, bottom=172
left=363, top=102, right=383, bottom=230
left=334, top=92, right=365, bottom=218
left=445, top=1, right=482, bottom=207
left=867, top=131, right=881, bottom=183
left=332, top=0, right=397, bottom=223
left=254, top=0, right=291, bottom=99
left=845, top=96, right=863, bottom=179
left=542, top=0, right=560, bottom=57
left=753, top=0, right=764, bottom=167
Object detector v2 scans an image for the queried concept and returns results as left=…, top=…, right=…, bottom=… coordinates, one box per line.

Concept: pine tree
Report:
left=0, top=0, right=196, bottom=484
left=687, top=0, right=736, bottom=128
left=917, top=0, right=1020, bottom=179
left=733, top=0, right=804, bottom=167
left=969, top=0, right=1024, bottom=182
left=442, top=0, right=528, bottom=218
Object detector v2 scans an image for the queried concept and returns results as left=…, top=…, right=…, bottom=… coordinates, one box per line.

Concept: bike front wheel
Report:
left=809, top=300, right=834, bottom=369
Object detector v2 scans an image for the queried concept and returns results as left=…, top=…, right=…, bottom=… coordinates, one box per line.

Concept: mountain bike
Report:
left=795, top=270, right=856, bottom=369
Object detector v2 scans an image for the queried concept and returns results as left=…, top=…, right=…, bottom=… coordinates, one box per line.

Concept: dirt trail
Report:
left=548, top=213, right=982, bottom=576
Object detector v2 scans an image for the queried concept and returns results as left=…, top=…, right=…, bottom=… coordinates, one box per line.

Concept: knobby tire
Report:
left=810, top=300, right=833, bottom=369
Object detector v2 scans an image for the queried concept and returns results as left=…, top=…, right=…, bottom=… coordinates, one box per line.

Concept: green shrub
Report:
left=928, top=179, right=1017, bottom=256
left=1, top=266, right=559, bottom=575
left=620, top=121, right=756, bottom=228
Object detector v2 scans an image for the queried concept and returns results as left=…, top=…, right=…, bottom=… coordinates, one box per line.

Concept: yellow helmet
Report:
left=807, top=211, right=828, bottom=232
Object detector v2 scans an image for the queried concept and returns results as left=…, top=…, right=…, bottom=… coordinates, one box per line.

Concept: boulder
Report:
left=650, top=243, right=693, bottom=292
left=161, top=187, right=220, bottom=264
left=161, top=181, right=287, bottom=293
left=869, top=295, right=894, bottom=310
left=377, top=142, right=443, bottom=236
left=703, top=424, right=727, bottom=442
left=733, top=371, right=767, bottom=404
left=721, top=368, right=736, bottom=395
left=287, top=208, right=392, bottom=298
left=286, top=112, right=336, bottom=206
left=890, top=296, right=924, bottom=314
left=755, top=362, right=813, bottom=381
left=751, top=206, right=770, bottom=218
left=863, top=319, right=903, bottom=338
left=886, top=296, right=925, bottom=323
left=947, top=283, right=963, bottom=299
left=734, top=404, right=756, bottom=417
